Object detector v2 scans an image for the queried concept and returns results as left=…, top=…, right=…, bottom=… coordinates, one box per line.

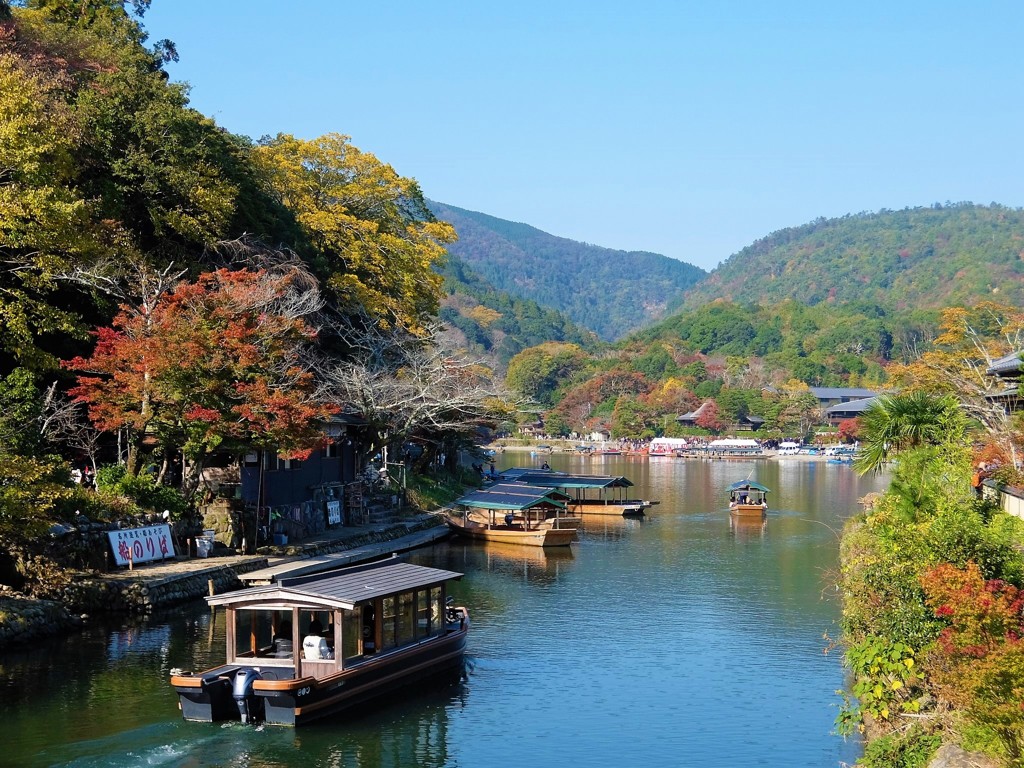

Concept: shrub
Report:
left=95, top=465, right=190, bottom=519
left=921, top=562, right=1024, bottom=762
left=837, top=635, right=921, bottom=736
left=858, top=725, right=942, bottom=768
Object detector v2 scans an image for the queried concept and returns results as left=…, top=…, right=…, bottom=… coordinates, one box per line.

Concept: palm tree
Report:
left=854, top=391, right=965, bottom=474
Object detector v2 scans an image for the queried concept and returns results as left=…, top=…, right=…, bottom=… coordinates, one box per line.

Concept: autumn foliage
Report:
left=921, top=562, right=1024, bottom=759
left=65, top=268, right=336, bottom=483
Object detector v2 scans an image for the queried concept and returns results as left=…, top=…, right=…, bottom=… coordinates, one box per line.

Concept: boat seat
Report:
left=272, top=638, right=293, bottom=657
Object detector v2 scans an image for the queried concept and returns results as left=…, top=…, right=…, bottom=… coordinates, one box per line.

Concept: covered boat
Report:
left=448, top=483, right=577, bottom=547
left=170, top=558, right=468, bottom=726
left=507, top=469, right=656, bottom=516
left=727, top=480, right=770, bottom=517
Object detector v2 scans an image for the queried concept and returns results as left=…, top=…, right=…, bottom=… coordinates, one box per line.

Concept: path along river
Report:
left=1, top=454, right=888, bottom=768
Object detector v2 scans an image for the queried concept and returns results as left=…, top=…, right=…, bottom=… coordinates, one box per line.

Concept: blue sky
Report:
left=145, top=1, right=1024, bottom=271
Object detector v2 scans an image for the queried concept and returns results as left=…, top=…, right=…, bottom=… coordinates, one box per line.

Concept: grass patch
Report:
left=406, top=470, right=481, bottom=511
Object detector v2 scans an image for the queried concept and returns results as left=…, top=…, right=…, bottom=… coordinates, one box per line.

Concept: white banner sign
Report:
left=108, top=524, right=173, bottom=566
left=326, top=500, right=342, bottom=525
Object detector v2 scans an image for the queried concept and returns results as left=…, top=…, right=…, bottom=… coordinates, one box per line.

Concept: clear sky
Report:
left=144, top=1, right=1024, bottom=271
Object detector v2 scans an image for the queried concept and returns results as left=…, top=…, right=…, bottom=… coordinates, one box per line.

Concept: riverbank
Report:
left=0, top=513, right=448, bottom=652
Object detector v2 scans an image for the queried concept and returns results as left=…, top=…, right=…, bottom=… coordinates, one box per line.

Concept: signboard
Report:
left=108, top=524, right=173, bottom=566
left=326, top=500, right=342, bottom=525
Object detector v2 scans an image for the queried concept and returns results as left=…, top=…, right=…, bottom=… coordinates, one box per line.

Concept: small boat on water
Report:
left=447, top=483, right=578, bottom=547
left=170, top=558, right=468, bottom=726
left=505, top=469, right=656, bottom=516
left=727, top=480, right=770, bottom=517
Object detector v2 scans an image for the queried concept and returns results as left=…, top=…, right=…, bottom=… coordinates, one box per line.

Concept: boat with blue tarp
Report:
left=448, top=483, right=577, bottom=546
left=502, top=468, right=657, bottom=516
left=727, top=480, right=770, bottom=517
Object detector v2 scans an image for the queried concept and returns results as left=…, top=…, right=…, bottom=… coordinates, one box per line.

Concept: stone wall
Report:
left=63, top=559, right=269, bottom=616
left=0, top=588, right=83, bottom=649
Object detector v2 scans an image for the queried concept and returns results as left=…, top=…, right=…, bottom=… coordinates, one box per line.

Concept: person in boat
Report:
left=303, top=618, right=333, bottom=660
left=504, top=512, right=515, bottom=527
left=541, top=461, right=551, bottom=470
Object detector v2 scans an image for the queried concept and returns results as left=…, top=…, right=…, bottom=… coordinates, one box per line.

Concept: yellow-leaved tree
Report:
left=892, top=302, right=1024, bottom=467
left=253, top=133, right=455, bottom=331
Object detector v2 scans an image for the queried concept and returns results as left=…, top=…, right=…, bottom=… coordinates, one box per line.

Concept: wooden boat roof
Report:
left=728, top=480, right=771, bottom=493
left=502, top=468, right=634, bottom=489
left=206, top=558, right=462, bottom=611
left=456, top=483, right=570, bottom=511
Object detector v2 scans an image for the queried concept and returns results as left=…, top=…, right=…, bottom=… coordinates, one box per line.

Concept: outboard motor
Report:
left=232, top=668, right=263, bottom=724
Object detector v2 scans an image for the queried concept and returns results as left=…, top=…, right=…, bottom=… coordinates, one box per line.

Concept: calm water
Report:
left=1, top=455, right=888, bottom=768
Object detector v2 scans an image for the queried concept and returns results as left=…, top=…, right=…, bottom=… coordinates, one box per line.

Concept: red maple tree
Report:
left=66, top=268, right=336, bottom=493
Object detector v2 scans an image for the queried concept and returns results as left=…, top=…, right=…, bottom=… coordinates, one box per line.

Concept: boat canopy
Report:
left=513, top=472, right=634, bottom=490
left=455, top=483, right=570, bottom=511
left=727, top=480, right=771, bottom=493
left=205, top=560, right=462, bottom=611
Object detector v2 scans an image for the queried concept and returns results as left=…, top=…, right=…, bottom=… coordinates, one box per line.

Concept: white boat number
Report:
left=297, top=687, right=310, bottom=697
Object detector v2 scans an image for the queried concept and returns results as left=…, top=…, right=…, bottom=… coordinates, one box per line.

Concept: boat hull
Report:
left=446, top=517, right=576, bottom=547
left=571, top=501, right=652, bottom=517
left=730, top=504, right=767, bottom=518
left=172, top=617, right=469, bottom=727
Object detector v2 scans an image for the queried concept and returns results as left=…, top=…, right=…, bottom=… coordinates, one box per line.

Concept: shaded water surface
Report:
left=2, top=455, right=887, bottom=767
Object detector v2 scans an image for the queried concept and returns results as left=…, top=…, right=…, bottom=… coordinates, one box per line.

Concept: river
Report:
left=1, top=454, right=888, bottom=768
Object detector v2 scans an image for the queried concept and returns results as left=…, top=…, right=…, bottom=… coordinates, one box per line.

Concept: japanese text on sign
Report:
left=107, top=524, right=173, bottom=566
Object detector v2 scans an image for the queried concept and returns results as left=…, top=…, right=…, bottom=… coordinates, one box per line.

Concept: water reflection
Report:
left=578, top=512, right=648, bottom=541
left=440, top=540, right=574, bottom=587
left=729, top=513, right=768, bottom=539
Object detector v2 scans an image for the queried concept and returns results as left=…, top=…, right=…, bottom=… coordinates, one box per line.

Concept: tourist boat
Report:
left=506, top=469, right=656, bottom=516
left=169, top=558, right=469, bottom=726
left=727, top=480, right=770, bottom=517
left=447, top=483, right=578, bottom=547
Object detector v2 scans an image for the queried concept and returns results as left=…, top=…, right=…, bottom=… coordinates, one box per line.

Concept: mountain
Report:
left=428, top=201, right=706, bottom=341
left=682, top=203, right=1024, bottom=310
left=436, top=255, right=600, bottom=373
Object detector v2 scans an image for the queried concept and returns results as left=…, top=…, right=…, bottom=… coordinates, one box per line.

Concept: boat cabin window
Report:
left=379, top=586, right=446, bottom=651
left=233, top=610, right=293, bottom=659
left=397, top=592, right=415, bottom=646
left=416, top=589, right=432, bottom=635
left=341, top=606, right=362, bottom=661
left=430, top=587, right=442, bottom=636
left=382, top=596, right=397, bottom=651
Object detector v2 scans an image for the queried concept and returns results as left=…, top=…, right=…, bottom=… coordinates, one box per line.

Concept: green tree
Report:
left=855, top=392, right=965, bottom=474
left=254, top=133, right=455, bottom=331
left=505, top=343, right=588, bottom=406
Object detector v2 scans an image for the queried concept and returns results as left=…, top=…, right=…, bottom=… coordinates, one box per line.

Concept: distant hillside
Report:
left=683, top=203, right=1024, bottom=310
left=436, top=255, right=600, bottom=373
left=429, top=201, right=706, bottom=340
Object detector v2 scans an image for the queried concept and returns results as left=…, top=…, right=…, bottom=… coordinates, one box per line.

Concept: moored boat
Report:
left=507, top=469, right=657, bottom=516
left=727, top=480, right=770, bottom=517
left=170, top=558, right=468, bottom=726
left=447, top=483, right=578, bottom=547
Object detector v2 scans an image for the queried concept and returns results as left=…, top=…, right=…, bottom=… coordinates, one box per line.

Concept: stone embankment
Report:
left=0, top=515, right=447, bottom=651
left=0, top=587, right=84, bottom=648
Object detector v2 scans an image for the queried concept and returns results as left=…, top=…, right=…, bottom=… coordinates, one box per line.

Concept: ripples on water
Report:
left=1, top=456, right=887, bottom=768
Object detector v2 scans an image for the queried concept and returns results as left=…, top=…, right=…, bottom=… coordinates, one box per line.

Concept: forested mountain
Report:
left=428, top=201, right=706, bottom=341
left=437, top=256, right=600, bottom=372
left=683, top=203, right=1024, bottom=310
